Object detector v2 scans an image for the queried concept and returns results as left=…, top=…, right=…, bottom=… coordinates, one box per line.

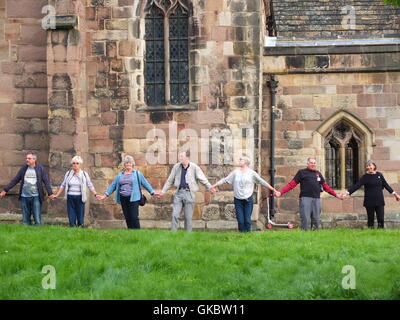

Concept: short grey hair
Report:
left=366, top=160, right=377, bottom=170
left=307, top=157, right=317, bottom=163
left=71, top=155, right=83, bottom=164
left=178, top=150, right=190, bottom=158
left=123, top=155, right=135, bottom=165
left=26, top=152, right=37, bottom=160
left=239, top=155, right=251, bottom=166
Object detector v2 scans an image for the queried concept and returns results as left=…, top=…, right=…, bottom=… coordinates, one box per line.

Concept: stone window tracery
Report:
left=144, top=0, right=189, bottom=106
left=324, top=121, right=362, bottom=189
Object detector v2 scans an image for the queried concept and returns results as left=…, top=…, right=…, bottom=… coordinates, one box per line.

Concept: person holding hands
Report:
left=275, top=157, right=343, bottom=231
left=211, top=156, right=277, bottom=233
left=0, top=152, right=53, bottom=226
left=158, top=150, right=213, bottom=232
left=342, top=160, right=400, bottom=229
left=50, top=156, right=99, bottom=228
left=97, top=155, right=158, bottom=229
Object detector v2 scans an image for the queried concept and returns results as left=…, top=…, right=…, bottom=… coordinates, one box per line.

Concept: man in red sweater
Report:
left=275, top=157, right=343, bottom=230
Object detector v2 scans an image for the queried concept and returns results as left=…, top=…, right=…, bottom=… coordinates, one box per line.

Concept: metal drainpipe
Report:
left=268, top=74, right=279, bottom=218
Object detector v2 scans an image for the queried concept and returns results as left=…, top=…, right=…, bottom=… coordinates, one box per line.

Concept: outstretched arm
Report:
left=161, top=165, right=177, bottom=195
left=213, top=171, right=235, bottom=188
left=50, top=186, right=64, bottom=200
left=381, top=174, right=394, bottom=194
left=50, top=171, right=69, bottom=199
left=97, top=177, right=119, bottom=201
left=380, top=174, right=399, bottom=201
left=253, top=172, right=277, bottom=193
left=104, top=175, right=119, bottom=197
left=139, top=172, right=155, bottom=195
left=195, top=166, right=212, bottom=191
left=3, top=167, right=25, bottom=194
left=347, top=177, right=364, bottom=196
left=41, top=168, right=53, bottom=196
left=279, top=179, right=299, bottom=196
left=322, top=183, right=340, bottom=198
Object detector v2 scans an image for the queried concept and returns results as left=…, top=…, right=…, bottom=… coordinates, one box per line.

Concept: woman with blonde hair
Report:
left=51, top=156, right=99, bottom=227
left=97, top=155, right=158, bottom=229
left=211, top=156, right=278, bottom=232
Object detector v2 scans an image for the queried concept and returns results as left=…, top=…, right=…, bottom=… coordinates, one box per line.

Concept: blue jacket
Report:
left=105, top=170, right=154, bottom=204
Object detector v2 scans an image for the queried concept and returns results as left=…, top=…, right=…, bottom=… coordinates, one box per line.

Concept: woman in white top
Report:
left=51, top=156, right=100, bottom=227
left=211, top=156, right=277, bottom=232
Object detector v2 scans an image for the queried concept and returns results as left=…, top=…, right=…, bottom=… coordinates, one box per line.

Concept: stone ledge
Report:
left=2, top=213, right=399, bottom=230
left=264, top=44, right=400, bottom=56
left=0, top=213, right=21, bottom=221
left=55, top=15, right=78, bottom=30
left=263, top=50, right=400, bottom=74
left=269, top=212, right=400, bottom=229
left=206, top=220, right=238, bottom=231
left=136, top=103, right=199, bottom=113
left=0, top=213, right=69, bottom=226
left=89, top=219, right=241, bottom=231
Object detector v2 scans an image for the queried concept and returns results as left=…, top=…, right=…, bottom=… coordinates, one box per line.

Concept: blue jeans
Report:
left=234, top=196, right=254, bottom=232
left=67, top=195, right=85, bottom=227
left=21, top=196, right=42, bottom=226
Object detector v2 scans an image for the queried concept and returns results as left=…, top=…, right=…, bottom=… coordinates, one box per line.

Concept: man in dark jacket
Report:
left=0, top=153, right=53, bottom=226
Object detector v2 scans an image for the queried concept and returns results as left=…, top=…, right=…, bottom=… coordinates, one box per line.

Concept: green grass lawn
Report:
left=0, top=224, right=399, bottom=300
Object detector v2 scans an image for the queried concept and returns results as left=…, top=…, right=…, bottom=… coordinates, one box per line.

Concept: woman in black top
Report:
left=344, top=160, right=400, bottom=228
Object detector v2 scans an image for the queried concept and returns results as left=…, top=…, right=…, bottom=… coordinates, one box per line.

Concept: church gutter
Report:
left=268, top=75, right=279, bottom=218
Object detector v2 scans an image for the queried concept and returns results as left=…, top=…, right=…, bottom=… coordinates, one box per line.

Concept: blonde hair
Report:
left=239, top=156, right=251, bottom=166
left=71, top=156, right=83, bottom=164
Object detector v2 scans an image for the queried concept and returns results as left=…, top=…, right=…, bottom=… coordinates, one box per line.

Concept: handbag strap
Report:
left=135, top=170, right=143, bottom=197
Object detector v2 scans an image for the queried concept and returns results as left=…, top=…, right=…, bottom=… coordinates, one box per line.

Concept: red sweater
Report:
left=280, top=169, right=338, bottom=199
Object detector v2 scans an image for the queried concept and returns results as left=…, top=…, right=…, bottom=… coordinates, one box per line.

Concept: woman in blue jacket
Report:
left=98, top=156, right=158, bottom=229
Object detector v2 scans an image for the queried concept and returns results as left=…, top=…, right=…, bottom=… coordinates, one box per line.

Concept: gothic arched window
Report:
left=145, top=0, right=189, bottom=106
left=324, top=121, right=362, bottom=190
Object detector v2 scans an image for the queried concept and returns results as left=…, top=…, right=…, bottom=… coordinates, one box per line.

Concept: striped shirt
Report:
left=60, top=171, right=95, bottom=196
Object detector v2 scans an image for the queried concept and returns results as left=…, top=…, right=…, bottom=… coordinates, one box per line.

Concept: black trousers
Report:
left=120, top=195, right=140, bottom=229
left=366, top=206, right=385, bottom=229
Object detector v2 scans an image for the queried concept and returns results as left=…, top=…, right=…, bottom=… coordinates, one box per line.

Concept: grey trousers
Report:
left=172, top=189, right=195, bottom=232
left=299, top=197, right=321, bottom=231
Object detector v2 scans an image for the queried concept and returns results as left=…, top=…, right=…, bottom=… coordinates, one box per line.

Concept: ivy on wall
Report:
left=383, top=0, right=400, bottom=7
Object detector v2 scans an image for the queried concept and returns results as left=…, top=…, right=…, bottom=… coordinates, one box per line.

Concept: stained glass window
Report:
left=144, top=0, right=189, bottom=106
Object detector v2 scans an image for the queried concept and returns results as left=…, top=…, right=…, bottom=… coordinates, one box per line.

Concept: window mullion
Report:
left=164, top=15, right=170, bottom=105
left=340, top=146, right=346, bottom=190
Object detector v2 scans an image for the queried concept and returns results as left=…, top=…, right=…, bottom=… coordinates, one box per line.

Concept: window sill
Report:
left=136, top=102, right=199, bottom=112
